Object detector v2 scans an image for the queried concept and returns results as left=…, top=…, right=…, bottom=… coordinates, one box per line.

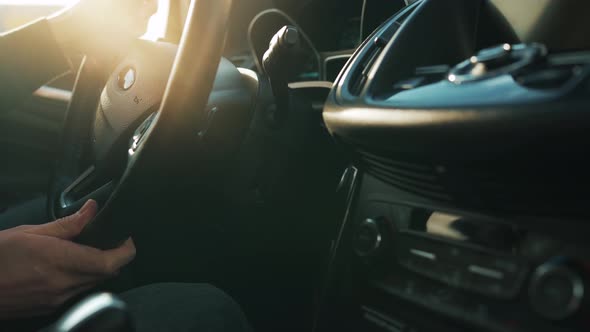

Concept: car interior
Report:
left=2, top=0, right=590, bottom=331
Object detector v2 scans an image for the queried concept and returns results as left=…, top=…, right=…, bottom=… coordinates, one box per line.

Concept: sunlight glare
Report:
left=0, top=0, right=170, bottom=41
left=0, top=0, right=77, bottom=5
left=143, top=0, right=170, bottom=41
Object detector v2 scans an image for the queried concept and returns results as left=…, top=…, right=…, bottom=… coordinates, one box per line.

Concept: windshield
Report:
left=0, top=0, right=169, bottom=40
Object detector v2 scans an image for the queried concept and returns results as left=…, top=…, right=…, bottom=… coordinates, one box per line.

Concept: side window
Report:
left=0, top=0, right=169, bottom=92
left=0, top=1, right=77, bottom=91
left=0, top=0, right=73, bottom=33
left=145, top=0, right=170, bottom=41
left=1, top=0, right=170, bottom=36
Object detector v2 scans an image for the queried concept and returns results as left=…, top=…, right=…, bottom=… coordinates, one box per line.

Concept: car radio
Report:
left=346, top=192, right=590, bottom=332
left=394, top=229, right=528, bottom=300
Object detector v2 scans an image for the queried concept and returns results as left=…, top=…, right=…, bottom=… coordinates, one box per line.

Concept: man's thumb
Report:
left=33, top=200, right=98, bottom=239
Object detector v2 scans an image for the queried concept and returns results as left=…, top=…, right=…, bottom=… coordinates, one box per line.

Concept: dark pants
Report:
left=121, top=283, right=251, bottom=332
left=0, top=196, right=48, bottom=231
left=0, top=198, right=251, bottom=332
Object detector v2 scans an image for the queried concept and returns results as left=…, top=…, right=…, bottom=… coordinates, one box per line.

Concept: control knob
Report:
left=529, top=259, right=585, bottom=320
left=354, top=217, right=389, bottom=257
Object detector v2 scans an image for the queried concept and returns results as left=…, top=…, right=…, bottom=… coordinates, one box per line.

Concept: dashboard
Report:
left=315, top=1, right=590, bottom=332
left=214, top=0, right=590, bottom=83
left=216, top=0, right=408, bottom=82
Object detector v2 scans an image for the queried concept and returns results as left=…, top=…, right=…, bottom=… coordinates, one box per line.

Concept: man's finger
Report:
left=102, top=238, right=137, bottom=273
left=31, top=200, right=98, bottom=239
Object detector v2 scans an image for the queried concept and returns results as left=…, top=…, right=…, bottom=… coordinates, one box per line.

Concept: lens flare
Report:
left=142, top=0, right=170, bottom=41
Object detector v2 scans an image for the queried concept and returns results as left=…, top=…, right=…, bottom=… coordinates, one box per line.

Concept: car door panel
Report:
left=0, top=3, right=73, bottom=210
left=0, top=75, right=73, bottom=211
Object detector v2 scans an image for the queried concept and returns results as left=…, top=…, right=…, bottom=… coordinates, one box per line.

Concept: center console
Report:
left=314, top=170, right=590, bottom=332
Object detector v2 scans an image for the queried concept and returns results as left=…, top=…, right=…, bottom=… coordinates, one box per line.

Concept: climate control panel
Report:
left=349, top=198, right=590, bottom=331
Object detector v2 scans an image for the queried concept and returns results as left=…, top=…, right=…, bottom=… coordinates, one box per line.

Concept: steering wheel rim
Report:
left=48, top=56, right=106, bottom=221
left=49, top=0, right=234, bottom=249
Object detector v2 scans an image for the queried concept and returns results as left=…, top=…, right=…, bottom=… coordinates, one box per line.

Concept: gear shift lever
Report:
left=262, top=25, right=300, bottom=125
left=48, top=293, right=133, bottom=332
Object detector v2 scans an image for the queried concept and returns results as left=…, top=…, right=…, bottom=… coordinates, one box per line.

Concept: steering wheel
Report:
left=48, top=0, right=233, bottom=249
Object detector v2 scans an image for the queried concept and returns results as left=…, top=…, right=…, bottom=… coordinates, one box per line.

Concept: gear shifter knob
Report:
left=262, top=25, right=300, bottom=125
left=49, top=293, right=134, bottom=332
left=263, top=25, right=299, bottom=80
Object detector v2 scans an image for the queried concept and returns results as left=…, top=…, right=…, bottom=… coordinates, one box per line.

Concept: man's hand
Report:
left=48, top=0, right=158, bottom=56
left=0, top=200, right=136, bottom=319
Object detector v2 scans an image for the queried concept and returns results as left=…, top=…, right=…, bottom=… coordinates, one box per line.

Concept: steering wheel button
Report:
left=117, top=66, right=136, bottom=91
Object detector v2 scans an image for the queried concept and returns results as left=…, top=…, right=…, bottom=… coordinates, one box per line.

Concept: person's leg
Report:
left=3, top=283, right=252, bottom=332
left=120, top=283, right=252, bottom=332
left=0, top=196, right=47, bottom=231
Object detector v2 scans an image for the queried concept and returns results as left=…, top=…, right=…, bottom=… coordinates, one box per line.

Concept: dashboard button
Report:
left=355, top=218, right=388, bottom=257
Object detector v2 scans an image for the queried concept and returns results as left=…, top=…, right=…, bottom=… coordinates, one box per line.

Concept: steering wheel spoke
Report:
left=59, top=182, right=115, bottom=218
left=57, top=166, right=115, bottom=217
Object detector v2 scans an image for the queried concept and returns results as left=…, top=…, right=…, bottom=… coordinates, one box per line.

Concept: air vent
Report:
left=349, top=38, right=387, bottom=95
left=358, top=150, right=452, bottom=201
left=347, top=4, right=417, bottom=96
left=358, top=147, right=590, bottom=217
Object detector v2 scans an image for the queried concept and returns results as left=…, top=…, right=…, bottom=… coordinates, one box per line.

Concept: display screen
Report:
left=409, top=210, right=523, bottom=252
